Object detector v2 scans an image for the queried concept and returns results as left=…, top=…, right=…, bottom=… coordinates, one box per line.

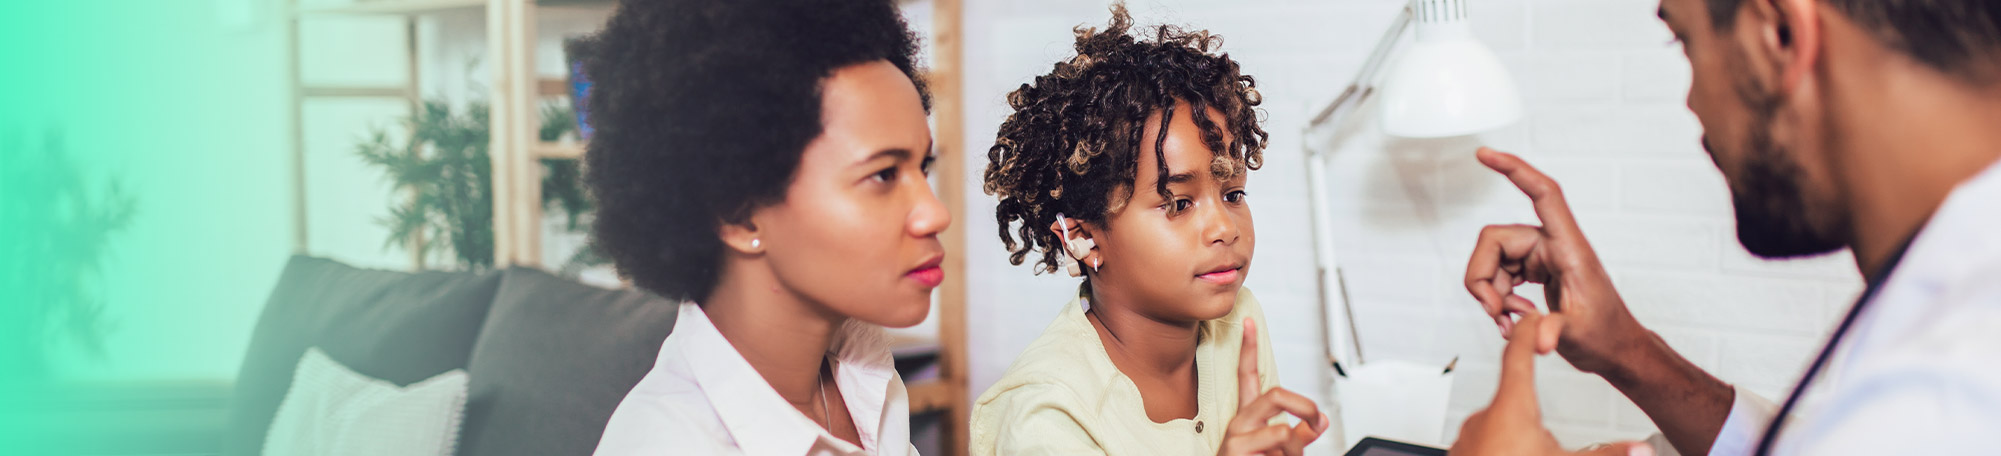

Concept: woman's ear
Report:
left=718, top=218, right=766, bottom=255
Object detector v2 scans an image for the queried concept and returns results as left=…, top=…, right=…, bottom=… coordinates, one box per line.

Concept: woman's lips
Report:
left=908, top=258, right=944, bottom=286
left=907, top=265, right=944, bottom=288
left=1197, top=268, right=1240, bottom=285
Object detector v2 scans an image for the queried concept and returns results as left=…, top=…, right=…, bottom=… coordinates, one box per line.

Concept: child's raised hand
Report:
left=1217, top=318, right=1331, bottom=456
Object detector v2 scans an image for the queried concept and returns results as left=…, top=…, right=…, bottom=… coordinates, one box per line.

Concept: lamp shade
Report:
left=1378, top=0, right=1522, bottom=138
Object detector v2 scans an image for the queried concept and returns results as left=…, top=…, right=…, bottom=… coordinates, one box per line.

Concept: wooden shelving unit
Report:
left=294, top=0, right=485, bottom=16
left=284, top=0, right=970, bottom=453
left=923, top=0, right=972, bottom=453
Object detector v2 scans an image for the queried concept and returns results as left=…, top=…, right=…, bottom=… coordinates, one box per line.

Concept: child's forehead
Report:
left=1133, top=143, right=1250, bottom=186
left=1133, top=115, right=1250, bottom=184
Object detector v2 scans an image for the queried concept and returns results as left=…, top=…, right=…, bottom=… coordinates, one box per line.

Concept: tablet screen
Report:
left=1344, top=437, right=1447, bottom=456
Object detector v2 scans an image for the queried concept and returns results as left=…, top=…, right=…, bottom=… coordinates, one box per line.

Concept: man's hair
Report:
left=1706, top=0, right=2001, bottom=81
left=576, top=0, right=929, bottom=301
left=981, top=5, right=1267, bottom=274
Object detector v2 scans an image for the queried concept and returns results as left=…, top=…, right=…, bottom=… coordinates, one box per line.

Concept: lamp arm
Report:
left=1304, top=5, right=1415, bottom=371
left=1308, top=6, right=1413, bottom=131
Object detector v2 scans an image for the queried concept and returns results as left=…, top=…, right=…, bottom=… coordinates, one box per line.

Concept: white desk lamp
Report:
left=1305, top=0, right=1522, bottom=375
left=1306, top=0, right=1522, bottom=449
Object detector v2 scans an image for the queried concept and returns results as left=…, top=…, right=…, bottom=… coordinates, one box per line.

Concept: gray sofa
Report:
left=224, top=255, right=678, bottom=456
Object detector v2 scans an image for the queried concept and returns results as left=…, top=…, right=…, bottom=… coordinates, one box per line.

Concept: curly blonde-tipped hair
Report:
left=983, top=4, right=1267, bottom=274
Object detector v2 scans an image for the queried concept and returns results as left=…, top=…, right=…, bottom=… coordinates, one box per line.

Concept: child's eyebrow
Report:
left=1162, top=172, right=1198, bottom=185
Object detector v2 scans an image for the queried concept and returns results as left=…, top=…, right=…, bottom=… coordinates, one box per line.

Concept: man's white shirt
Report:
left=1701, top=160, right=2001, bottom=455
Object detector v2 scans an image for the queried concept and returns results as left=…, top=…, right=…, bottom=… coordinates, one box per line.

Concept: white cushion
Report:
left=264, top=347, right=468, bottom=456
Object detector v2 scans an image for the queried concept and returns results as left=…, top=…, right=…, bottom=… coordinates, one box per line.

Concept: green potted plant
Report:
left=355, top=99, right=599, bottom=271
left=0, top=132, right=136, bottom=381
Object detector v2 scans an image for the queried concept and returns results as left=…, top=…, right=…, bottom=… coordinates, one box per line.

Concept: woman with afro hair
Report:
left=970, top=6, right=1331, bottom=455
left=582, top=0, right=947, bottom=454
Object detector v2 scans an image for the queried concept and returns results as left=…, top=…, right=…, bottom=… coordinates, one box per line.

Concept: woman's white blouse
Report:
left=594, top=302, right=917, bottom=456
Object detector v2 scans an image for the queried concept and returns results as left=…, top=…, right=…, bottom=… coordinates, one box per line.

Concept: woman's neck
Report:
left=703, top=262, right=841, bottom=406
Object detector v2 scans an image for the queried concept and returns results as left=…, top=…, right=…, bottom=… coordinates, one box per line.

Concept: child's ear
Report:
left=1047, top=214, right=1101, bottom=276
left=1047, top=216, right=1097, bottom=253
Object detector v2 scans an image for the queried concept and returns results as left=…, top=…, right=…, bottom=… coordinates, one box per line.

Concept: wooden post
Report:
left=930, top=0, right=970, bottom=454
left=405, top=17, right=428, bottom=270
left=286, top=0, right=309, bottom=255
left=487, top=0, right=540, bottom=268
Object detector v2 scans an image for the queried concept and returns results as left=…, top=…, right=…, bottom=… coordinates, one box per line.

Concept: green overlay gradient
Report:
left=4, top=1, right=298, bottom=453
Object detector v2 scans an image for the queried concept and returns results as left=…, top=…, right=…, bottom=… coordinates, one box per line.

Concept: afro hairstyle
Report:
left=576, top=0, right=931, bottom=301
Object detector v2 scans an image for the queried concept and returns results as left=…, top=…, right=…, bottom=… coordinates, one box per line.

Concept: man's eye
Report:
left=1224, top=190, right=1248, bottom=203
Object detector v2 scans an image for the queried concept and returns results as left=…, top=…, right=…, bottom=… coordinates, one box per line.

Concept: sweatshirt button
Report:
left=1195, top=421, right=1204, bottom=433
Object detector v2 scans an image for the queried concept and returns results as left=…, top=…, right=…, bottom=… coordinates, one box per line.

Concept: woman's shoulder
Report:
left=595, top=377, right=733, bottom=454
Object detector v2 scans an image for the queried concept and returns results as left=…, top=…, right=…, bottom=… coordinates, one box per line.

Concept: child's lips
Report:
left=1197, top=268, right=1241, bottom=284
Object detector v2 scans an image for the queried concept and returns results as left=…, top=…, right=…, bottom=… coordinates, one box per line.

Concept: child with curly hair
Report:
left=970, top=6, right=1331, bottom=456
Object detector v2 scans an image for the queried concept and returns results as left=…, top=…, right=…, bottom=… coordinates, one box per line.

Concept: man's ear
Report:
left=1755, top=0, right=1822, bottom=91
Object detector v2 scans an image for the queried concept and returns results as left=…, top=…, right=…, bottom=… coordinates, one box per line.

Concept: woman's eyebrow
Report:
left=855, top=148, right=913, bottom=166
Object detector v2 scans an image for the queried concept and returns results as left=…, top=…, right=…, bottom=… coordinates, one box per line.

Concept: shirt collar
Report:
left=668, top=302, right=900, bottom=455
left=1850, top=159, right=2001, bottom=352
left=1887, top=159, right=2001, bottom=287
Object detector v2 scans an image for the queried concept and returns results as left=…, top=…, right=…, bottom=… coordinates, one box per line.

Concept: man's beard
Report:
left=1727, top=76, right=1846, bottom=259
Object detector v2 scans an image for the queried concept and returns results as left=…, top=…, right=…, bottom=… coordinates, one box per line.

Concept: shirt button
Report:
left=1195, top=421, right=1204, bottom=433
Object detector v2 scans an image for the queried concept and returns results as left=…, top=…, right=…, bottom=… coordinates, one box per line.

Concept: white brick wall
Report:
left=958, top=0, right=1865, bottom=453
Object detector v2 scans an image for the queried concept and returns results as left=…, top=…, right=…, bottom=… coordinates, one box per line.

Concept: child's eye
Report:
left=1173, top=198, right=1193, bottom=212
left=1224, top=190, right=1248, bottom=203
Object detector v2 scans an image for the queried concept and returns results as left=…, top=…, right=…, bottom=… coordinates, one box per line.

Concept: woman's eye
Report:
left=1224, top=190, right=1247, bottom=203
left=870, top=167, right=898, bottom=183
left=921, top=156, right=936, bottom=176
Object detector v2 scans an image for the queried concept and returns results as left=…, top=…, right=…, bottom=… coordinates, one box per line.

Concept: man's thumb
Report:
left=1572, top=441, right=1652, bottom=456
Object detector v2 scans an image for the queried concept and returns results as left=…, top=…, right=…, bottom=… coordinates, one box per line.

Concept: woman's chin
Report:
left=862, top=298, right=933, bottom=328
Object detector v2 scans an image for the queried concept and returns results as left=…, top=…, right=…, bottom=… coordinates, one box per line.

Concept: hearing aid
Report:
left=1056, top=213, right=1096, bottom=277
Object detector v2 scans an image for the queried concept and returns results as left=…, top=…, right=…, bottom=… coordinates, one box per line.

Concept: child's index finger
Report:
left=1493, top=311, right=1547, bottom=415
left=1238, top=317, right=1261, bottom=407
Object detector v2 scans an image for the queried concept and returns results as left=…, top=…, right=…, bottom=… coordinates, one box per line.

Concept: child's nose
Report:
left=1202, top=204, right=1240, bottom=245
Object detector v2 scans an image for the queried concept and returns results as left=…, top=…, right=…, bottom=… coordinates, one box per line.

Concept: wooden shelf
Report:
left=905, top=380, right=959, bottom=414
left=301, top=84, right=409, bottom=98
left=295, top=0, right=485, bottom=16
left=532, top=141, right=585, bottom=159
left=296, top=0, right=613, bottom=16
left=538, top=78, right=571, bottom=97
